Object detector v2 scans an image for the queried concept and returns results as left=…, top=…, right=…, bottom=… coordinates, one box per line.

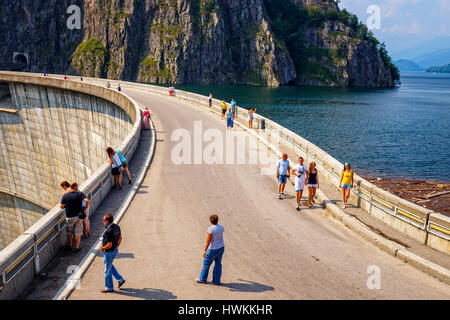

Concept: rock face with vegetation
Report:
left=0, top=0, right=398, bottom=87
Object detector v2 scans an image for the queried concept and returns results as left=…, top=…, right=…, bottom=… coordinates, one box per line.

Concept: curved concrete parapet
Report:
left=80, top=76, right=449, bottom=255
left=0, top=72, right=141, bottom=299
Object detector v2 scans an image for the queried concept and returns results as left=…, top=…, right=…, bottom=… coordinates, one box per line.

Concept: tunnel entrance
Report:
left=13, top=54, right=28, bottom=65
left=0, top=82, right=13, bottom=110
left=12, top=52, right=29, bottom=71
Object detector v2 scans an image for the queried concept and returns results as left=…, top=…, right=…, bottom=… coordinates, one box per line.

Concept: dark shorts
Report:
left=122, top=161, right=128, bottom=169
left=227, top=118, right=234, bottom=127
left=112, top=167, right=121, bottom=176
left=222, top=109, right=226, bottom=115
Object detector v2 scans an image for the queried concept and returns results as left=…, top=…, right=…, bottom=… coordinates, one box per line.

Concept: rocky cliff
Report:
left=0, top=0, right=398, bottom=87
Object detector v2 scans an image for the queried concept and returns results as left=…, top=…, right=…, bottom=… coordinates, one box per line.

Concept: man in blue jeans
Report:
left=100, top=214, right=125, bottom=293
left=197, top=214, right=225, bottom=285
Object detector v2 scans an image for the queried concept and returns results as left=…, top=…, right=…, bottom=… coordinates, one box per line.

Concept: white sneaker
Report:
left=278, top=194, right=282, bottom=199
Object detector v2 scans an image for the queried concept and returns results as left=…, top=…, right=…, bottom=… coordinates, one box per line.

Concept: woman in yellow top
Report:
left=339, top=162, right=354, bottom=209
left=221, top=101, right=227, bottom=119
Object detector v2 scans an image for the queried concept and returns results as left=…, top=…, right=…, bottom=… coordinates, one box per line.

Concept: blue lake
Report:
left=168, top=72, right=450, bottom=182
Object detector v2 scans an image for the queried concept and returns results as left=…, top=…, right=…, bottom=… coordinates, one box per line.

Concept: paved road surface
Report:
left=70, top=88, right=449, bottom=300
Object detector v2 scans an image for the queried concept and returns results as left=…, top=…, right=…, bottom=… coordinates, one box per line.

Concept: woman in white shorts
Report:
left=292, top=157, right=308, bottom=211
left=307, top=161, right=319, bottom=207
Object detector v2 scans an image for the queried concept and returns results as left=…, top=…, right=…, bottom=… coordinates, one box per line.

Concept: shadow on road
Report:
left=221, top=279, right=274, bottom=293
left=113, top=287, right=177, bottom=300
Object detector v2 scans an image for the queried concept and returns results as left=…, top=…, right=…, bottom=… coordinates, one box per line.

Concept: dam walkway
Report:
left=19, top=81, right=449, bottom=300
left=65, top=87, right=448, bottom=299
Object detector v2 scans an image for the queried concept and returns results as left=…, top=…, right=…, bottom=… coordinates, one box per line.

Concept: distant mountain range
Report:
left=426, top=63, right=450, bottom=73
left=392, top=36, right=450, bottom=72
left=394, top=59, right=423, bottom=72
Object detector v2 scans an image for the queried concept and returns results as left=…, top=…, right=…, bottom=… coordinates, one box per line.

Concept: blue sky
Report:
left=339, top=0, right=450, bottom=55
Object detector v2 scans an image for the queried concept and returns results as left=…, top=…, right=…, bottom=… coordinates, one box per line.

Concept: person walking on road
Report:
left=142, top=107, right=151, bottom=130
left=197, top=214, right=225, bottom=285
left=106, top=147, right=123, bottom=190
left=307, top=162, right=319, bottom=207
left=116, top=148, right=132, bottom=185
left=339, top=162, right=354, bottom=209
left=117, top=83, right=121, bottom=92
left=276, top=153, right=290, bottom=199
left=248, top=107, right=257, bottom=128
left=100, top=214, right=126, bottom=293
left=226, top=108, right=234, bottom=130
left=60, top=182, right=89, bottom=253
left=292, top=157, right=308, bottom=211
left=221, top=100, right=227, bottom=119
left=208, top=92, right=213, bottom=107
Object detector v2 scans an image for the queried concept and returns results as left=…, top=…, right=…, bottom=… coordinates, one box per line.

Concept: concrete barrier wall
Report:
left=0, top=82, right=134, bottom=249
left=0, top=72, right=141, bottom=300
left=79, top=76, right=449, bottom=255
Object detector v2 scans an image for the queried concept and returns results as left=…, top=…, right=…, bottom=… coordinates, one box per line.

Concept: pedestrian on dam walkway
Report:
left=208, top=92, right=213, bottom=107
left=117, top=83, right=121, bottom=92
left=226, top=108, right=234, bottom=130
left=116, top=148, right=132, bottom=185
left=142, top=107, right=151, bottom=130
left=248, top=107, right=257, bottom=128
left=106, top=147, right=123, bottom=190
left=100, top=214, right=126, bottom=293
left=307, top=162, right=319, bottom=207
left=292, top=157, right=308, bottom=211
left=61, top=181, right=90, bottom=237
left=197, top=214, right=225, bottom=285
left=221, top=101, right=227, bottom=119
left=277, top=153, right=290, bottom=199
left=339, top=162, right=354, bottom=209
left=60, top=182, right=89, bottom=253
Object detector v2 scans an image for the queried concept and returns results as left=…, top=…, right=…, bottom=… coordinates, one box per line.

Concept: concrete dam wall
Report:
left=0, top=82, right=133, bottom=250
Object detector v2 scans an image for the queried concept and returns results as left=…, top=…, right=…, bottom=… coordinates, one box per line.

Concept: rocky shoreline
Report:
left=363, top=176, right=450, bottom=216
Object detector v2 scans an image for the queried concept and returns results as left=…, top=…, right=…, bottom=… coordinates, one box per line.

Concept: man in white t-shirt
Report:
left=292, top=157, right=308, bottom=211
left=276, top=153, right=290, bottom=199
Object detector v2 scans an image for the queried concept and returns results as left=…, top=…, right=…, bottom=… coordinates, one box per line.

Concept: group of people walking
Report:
left=276, top=153, right=354, bottom=211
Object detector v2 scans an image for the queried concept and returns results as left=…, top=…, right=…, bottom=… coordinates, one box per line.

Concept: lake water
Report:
left=169, top=73, right=450, bottom=182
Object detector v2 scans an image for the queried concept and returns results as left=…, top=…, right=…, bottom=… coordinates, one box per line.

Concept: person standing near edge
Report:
left=117, top=83, right=121, bottom=92
left=339, top=162, right=354, bottom=209
left=226, top=108, right=234, bottom=130
left=106, top=147, right=123, bottom=190
left=60, top=182, right=89, bottom=253
left=100, top=214, right=126, bottom=293
left=248, top=107, right=257, bottom=128
left=276, top=153, right=290, bottom=199
left=307, top=162, right=319, bottom=207
left=197, top=214, right=225, bottom=285
left=116, top=148, right=132, bottom=185
left=221, top=100, right=227, bottom=119
left=208, top=92, right=213, bottom=107
left=60, top=181, right=89, bottom=237
left=231, top=98, right=237, bottom=118
left=142, top=107, right=151, bottom=130
left=292, top=157, right=308, bottom=211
